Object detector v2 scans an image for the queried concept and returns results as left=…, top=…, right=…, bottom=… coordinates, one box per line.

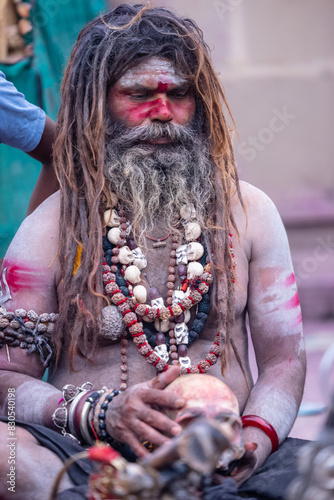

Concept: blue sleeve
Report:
left=0, top=71, right=46, bottom=152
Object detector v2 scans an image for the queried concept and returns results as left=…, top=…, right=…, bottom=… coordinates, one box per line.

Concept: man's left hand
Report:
left=230, top=442, right=258, bottom=486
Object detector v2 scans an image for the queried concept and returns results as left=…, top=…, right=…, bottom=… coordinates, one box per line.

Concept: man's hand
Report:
left=230, top=442, right=258, bottom=486
left=105, top=365, right=185, bottom=457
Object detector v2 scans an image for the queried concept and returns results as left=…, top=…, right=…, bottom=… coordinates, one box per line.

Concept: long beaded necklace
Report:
left=101, top=201, right=222, bottom=390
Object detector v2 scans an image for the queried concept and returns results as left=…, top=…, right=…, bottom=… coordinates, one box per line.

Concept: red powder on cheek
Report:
left=283, top=292, right=300, bottom=310
left=284, top=273, right=296, bottom=286
left=129, top=98, right=172, bottom=121
left=3, top=259, right=47, bottom=293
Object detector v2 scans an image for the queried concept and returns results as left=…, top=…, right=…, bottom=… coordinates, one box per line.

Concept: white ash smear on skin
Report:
left=117, top=57, right=187, bottom=88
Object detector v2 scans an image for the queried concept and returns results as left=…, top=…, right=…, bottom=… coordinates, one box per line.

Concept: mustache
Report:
left=107, top=120, right=197, bottom=148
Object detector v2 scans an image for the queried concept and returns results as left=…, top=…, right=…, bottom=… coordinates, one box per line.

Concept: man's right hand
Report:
left=105, top=365, right=185, bottom=457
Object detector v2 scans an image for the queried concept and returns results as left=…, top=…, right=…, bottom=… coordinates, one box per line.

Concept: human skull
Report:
left=164, top=374, right=245, bottom=471
left=124, top=265, right=141, bottom=284
left=174, top=322, right=189, bottom=345
left=187, top=242, right=204, bottom=261
left=118, top=246, right=135, bottom=265
left=172, top=290, right=185, bottom=305
left=107, top=227, right=121, bottom=245
left=151, top=297, right=164, bottom=308
left=187, top=262, right=204, bottom=280
left=154, top=344, right=169, bottom=363
left=176, top=245, right=188, bottom=265
left=132, top=247, right=147, bottom=270
left=104, top=209, right=120, bottom=227
left=179, top=356, right=191, bottom=368
left=184, top=222, right=201, bottom=242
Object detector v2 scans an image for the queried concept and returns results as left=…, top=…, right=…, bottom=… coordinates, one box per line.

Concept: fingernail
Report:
left=172, top=425, right=181, bottom=435
left=176, top=398, right=185, bottom=407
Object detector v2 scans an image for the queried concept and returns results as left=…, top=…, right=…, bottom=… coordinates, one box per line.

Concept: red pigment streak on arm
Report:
left=2, top=259, right=49, bottom=293
left=294, top=311, right=302, bottom=326
left=284, top=273, right=296, bottom=286
left=283, top=292, right=300, bottom=310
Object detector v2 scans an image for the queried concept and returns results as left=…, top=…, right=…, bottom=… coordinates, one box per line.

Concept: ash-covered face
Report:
left=108, top=57, right=196, bottom=142
left=104, top=57, right=214, bottom=242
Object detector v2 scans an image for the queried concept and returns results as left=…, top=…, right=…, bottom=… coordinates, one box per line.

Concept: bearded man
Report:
left=0, top=4, right=306, bottom=500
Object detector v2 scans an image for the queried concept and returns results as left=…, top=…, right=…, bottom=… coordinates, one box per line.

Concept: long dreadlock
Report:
left=53, top=3, right=244, bottom=373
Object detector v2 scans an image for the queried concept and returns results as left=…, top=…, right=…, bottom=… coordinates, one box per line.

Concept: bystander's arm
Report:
left=26, top=115, right=58, bottom=215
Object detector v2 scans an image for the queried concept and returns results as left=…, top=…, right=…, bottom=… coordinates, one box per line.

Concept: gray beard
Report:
left=104, top=120, right=215, bottom=241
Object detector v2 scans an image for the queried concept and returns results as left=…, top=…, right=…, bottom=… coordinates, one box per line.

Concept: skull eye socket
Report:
left=215, top=413, right=241, bottom=431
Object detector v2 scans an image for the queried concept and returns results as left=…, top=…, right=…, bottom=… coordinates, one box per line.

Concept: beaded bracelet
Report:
left=95, top=389, right=119, bottom=442
left=241, top=414, right=279, bottom=453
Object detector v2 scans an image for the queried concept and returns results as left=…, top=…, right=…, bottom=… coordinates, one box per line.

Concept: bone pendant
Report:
left=174, top=322, right=189, bottom=344
left=179, top=356, right=191, bottom=368
left=187, top=242, right=204, bottom=261
left=133, top=285, right=147, bottom=304
left=172, top=290, right=185, bottom=305
left=154, top=319, right=170, bottom=333
left=184, top=310, right=191, bottom=323
left=176, top=244, right=188, bottom=265
left=118, top=246, right=135, bottom=265
left=104, top=208, right=120, bottom=227
left=187, top=262, right=204, bottom=280
left=184, top=222, right=201, bottom=242
left=154, top=344, right=169, bottom=363
left=107, top=227, right=121, bottom=245
left=124, top=265, right=141, bottom=284
left=132, top=247, right=147, bottom=270
left=151, top=297, right=164, bottom=308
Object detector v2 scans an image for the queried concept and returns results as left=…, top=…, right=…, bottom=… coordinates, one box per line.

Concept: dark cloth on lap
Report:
left=0, top=418, right=308, bottom=499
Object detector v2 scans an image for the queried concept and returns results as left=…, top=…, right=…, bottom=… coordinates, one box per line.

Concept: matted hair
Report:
left=53, top=3, right=244, bottom=373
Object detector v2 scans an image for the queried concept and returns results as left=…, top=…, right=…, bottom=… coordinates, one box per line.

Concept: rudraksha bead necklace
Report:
left=102, top=201, right=222, bottom=389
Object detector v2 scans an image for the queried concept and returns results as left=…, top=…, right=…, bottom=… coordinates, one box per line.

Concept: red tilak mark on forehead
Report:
left=3, top=259, right=47, bottom=293
left=157, top=81, right=168, bottom=93
left=283, top=292, right=300, bottom=310
left=284, top=273, right=296, bottom=286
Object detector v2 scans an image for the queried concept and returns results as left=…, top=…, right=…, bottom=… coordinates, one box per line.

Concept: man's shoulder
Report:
left=25, top=190, right=60, bottom=230
left=238, top=181, right=276, bottom=211
left=233, top=181, right=280, bottom=223
left=232, top=181, right=284, bottom=251
left=5, top=191, right=60, bottom=262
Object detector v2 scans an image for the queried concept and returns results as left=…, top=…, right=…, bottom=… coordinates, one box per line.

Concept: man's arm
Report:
left=0, top=193, right=62, bottom=425
left=26, top=115, right=59, bottom=215
left=0, top=194, right=183, bottom=453
left=232, top=184, right=306, bottom=485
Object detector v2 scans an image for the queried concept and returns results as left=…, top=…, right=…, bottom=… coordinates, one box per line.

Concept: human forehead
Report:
left=116, top=57, right=188, bottom=89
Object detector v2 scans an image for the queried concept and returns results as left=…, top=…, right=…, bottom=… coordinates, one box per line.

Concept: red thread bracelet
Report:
left=241, top=415, right=279, bottom=453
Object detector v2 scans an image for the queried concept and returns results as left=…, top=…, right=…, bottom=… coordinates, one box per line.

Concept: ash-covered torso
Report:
left=1, top=180, right=303, bottom=416
left=42, top=191, right=252, bottom=412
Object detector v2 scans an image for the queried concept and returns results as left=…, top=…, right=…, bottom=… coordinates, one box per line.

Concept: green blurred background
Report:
left=0, top=0, right=107, bottom=257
